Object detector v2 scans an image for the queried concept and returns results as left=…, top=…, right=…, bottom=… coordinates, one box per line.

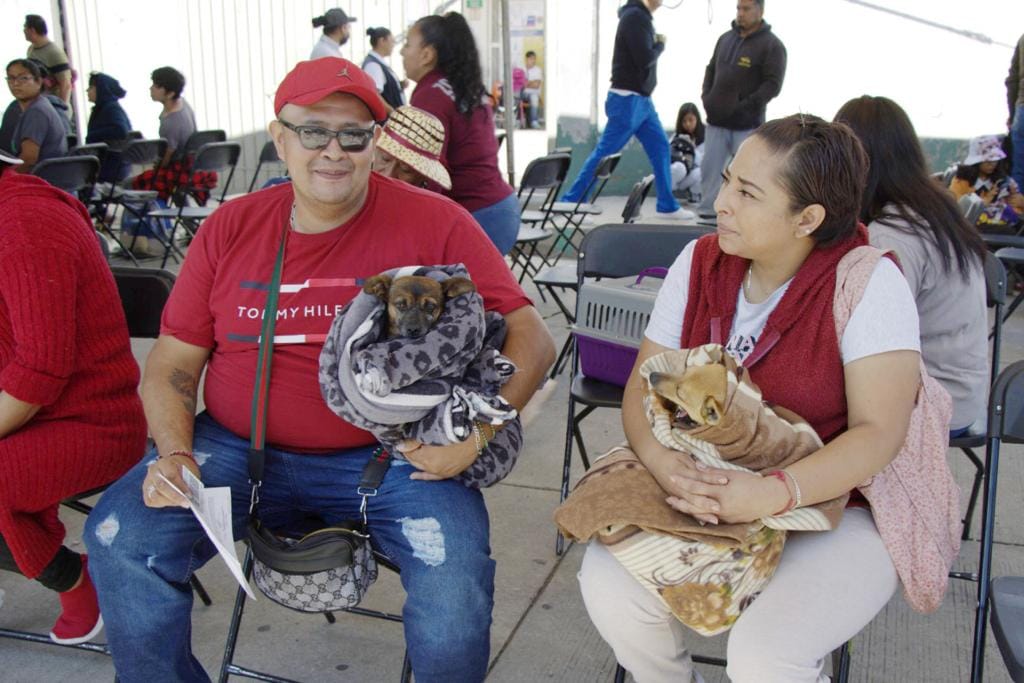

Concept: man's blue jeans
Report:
left=84, top=412, right=495, bottom=683
left=562, top=92, right=679, bottom=214
left=1012, top=104, right=1024, bottom=192
left=698, top=124, right=755, bottom=214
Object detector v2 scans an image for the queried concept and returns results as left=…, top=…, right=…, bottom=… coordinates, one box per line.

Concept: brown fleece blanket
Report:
left=554, top=344, right=848, bottom=635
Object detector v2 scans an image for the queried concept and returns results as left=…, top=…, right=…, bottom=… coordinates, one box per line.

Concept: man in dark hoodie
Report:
left=86, top=72, right=133, bottom=182
left=562, top=0, right=690, bottom=219
left=697, top=0, right=786, bottom=217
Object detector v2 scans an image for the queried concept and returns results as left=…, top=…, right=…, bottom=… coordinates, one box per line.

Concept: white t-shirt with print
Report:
left=644, top=240, right=921, bottom=364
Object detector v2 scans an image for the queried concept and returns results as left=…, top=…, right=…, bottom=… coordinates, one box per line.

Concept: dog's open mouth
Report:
left=656, top=395, right=700, bottom=429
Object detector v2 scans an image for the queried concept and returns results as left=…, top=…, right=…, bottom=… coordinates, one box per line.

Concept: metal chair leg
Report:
left=970, top=437, right=1002, bottom=683
left=218, top=548, right=254, bottom=683
left=960, top=446, right=985, bottom=541
left=556, top=394, right=578, bottom=557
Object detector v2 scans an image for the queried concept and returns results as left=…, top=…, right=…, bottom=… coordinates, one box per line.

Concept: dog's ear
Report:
left=363, top=274, right=392, bottom=302
left=442, top=276, right=477, bottom=300
left=701, top=396, right=724, bottom=425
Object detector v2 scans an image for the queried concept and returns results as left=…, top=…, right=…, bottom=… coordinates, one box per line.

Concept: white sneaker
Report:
left=648, top=207, right=697, bottom=222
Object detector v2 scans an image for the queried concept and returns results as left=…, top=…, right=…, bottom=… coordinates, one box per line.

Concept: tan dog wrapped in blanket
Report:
left=554, top=344, right=848, bottom=635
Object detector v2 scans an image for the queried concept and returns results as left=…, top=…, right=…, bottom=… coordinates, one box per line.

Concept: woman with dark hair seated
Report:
left=402, top=12, right=519, bottom=255
left=836, top=95, right=988, bottom=437
left=578, top=115, right=944, bottom=682
left=4, top=58, right=67, bottom=171
left=0, top=152, right=146, bottom=644
left=669, top=102, right=706, bottom=201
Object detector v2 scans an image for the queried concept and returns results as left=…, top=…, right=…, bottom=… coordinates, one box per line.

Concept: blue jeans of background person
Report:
left=84, top=412, right=495, bottom=683
left=1012, top=104, right=1024, bottom=193
left=471, top=191, right=520, bottom=255
left=698, top=124, right=756, bottom=214
left=562, top=92, right=679, bottom=214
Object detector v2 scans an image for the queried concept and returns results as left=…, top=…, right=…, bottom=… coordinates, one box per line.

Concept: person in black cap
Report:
left=311, top=8, right=356, bottom=59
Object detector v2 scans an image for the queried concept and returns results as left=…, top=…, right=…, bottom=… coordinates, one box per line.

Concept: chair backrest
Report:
left=111, top=267, right=176, bottom=338
left=960, top=193, right=985, bottom=225
left=517, top=152, right=572, bottom=217
left=127, top=130, right=144, bottom=140
left=120, top=138, right=167, bottom=171
left=183, top=129, right=227, bottom=158
left=621, top=175, right=655, bottom=223
left=594, top=153, right=621, bottom=180
left=578, top=223, right=713, bottom=282
left=518, top=152, right=571, bottom=192
left=70, top=142, right=109, bottom=164
left=247, top=140, right=282, bottom=193
left=190, top=141, right=242, bottom=202
left=33, top=155, right=100, bottom=195
left=988, top=360, right=1024, bottom=444
left=984, top=251, right=1008, bottom=386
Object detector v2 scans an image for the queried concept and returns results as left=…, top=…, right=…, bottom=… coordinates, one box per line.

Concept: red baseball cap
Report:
left=274, top=57, right=388, bottom=122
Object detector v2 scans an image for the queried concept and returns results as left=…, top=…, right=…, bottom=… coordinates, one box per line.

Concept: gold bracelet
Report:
left=472, top=423, right=484, bottom=456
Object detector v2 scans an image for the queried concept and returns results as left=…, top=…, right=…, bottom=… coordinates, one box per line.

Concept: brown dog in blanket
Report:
left=363, top=274, right=476, bottom=339
left=648, top=364, right=728, bottom=429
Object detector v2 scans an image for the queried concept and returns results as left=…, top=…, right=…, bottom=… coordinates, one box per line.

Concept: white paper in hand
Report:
left=158, top=469, right=255, bottom=599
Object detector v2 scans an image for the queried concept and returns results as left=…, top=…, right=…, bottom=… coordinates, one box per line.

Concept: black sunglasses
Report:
left=278, top=120, right=375, bottom=152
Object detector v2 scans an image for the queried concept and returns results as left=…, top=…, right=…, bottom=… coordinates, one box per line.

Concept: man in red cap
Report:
left=85, top=58, right=554, bottom=683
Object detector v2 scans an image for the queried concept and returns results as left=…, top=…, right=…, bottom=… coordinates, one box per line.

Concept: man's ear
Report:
left=268, top=119, right=287, bottom=166
left=795, top=203, right=826, bottom=238
left=442, top=276, right=476, bottom=299
left=363, top=274, right=392, bottom=302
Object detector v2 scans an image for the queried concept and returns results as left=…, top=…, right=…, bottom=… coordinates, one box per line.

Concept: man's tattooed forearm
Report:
left=169, top=368, right=198, bottom=413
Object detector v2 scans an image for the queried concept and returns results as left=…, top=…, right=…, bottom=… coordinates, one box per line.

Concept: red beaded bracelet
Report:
left=765, top=470, right=796, bottom=515
left=160, top=449, right=197, bottom=465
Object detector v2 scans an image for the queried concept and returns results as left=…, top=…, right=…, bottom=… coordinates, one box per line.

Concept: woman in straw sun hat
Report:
left=374, top=105, right=452, bottom=190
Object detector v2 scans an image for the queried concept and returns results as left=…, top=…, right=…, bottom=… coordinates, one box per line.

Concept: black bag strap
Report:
left=247, top=204, right=392, bottom=521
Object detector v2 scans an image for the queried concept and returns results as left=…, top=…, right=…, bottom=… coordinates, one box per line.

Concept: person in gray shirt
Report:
left=5, top=58, right=67, bottom=172
left=149, top=66, right=196, bottom=167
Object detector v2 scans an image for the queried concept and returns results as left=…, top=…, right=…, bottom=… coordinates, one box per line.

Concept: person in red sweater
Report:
left=0, top=152, right=147, bottom=645
left=578, top=116, right=934, bottom=681
left=403, top=12, right=520, bottom=255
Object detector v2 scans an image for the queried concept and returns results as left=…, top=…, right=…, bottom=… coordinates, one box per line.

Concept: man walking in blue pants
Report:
left=561, top=0, right=692, bottom=220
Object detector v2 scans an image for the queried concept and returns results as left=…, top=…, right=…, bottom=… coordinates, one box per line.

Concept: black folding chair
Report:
left=246, top=140, right=283, bottom=193
left=557, top=224, right=712, bottom=556
left=68, top=142, right=109, bottom=166
left=542, top=153, right=621, bottom=261
left=621, top=175, right=655, bottom=224
left=969, top=360, right=1024, bottom=682
left=948, top=252, right=1007, bottom=547
left=509, top=152, right=572, bottom=282
left=989, top=576, right=1024, bottom=682
left=183, top=129, right=227, bottom=158
left=95, top=138, right=168, bottom=267
left=218, top=546, right=411, bottom=683
left=32, top=155, right=99, bottom=201
left=148, top=141, right=242, bottom=268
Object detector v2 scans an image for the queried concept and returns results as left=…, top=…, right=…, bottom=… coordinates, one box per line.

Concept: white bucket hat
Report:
left=963, top=135, right=1007, bottom=165
left=376, top=106, right=452, bottom=189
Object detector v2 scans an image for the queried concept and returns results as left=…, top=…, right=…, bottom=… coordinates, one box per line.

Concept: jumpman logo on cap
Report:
left=337, top=66, right=351, bottom=80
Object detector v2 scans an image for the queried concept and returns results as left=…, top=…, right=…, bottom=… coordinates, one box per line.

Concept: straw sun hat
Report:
left=376, top=106, right=452, bottom=189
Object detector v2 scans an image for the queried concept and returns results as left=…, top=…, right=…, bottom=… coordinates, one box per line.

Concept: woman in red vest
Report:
left=579, top=115, right=924, bottom=682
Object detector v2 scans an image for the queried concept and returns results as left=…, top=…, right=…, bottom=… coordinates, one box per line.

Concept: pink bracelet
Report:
left=766, top=470, right=796, bottom=515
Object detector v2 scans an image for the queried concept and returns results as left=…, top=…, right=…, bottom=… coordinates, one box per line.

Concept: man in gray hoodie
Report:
left=697, top=0, right=786, bottom=217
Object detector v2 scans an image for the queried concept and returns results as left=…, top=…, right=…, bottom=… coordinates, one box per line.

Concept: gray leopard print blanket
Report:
left=318, top=264, right=523, bottom=488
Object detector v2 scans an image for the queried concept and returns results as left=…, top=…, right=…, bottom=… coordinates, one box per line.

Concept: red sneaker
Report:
left=49, top=555, right=104, bottom=645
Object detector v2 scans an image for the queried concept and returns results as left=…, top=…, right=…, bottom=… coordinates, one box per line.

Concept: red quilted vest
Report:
left=680, top=226, right=869, bottom=442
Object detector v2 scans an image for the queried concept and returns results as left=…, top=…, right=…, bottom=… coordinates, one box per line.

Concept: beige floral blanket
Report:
left=554, top=345, right=848, bottom=635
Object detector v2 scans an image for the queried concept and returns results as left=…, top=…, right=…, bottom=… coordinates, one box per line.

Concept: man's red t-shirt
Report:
left=161, top=174, right=532, bottom=452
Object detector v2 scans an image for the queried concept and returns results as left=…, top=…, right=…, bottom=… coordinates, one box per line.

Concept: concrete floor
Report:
left=2, top=153, right=1023, bottom=681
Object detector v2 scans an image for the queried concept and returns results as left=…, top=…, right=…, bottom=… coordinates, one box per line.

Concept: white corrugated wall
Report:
left=61, top=0, right=437, bottom=192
